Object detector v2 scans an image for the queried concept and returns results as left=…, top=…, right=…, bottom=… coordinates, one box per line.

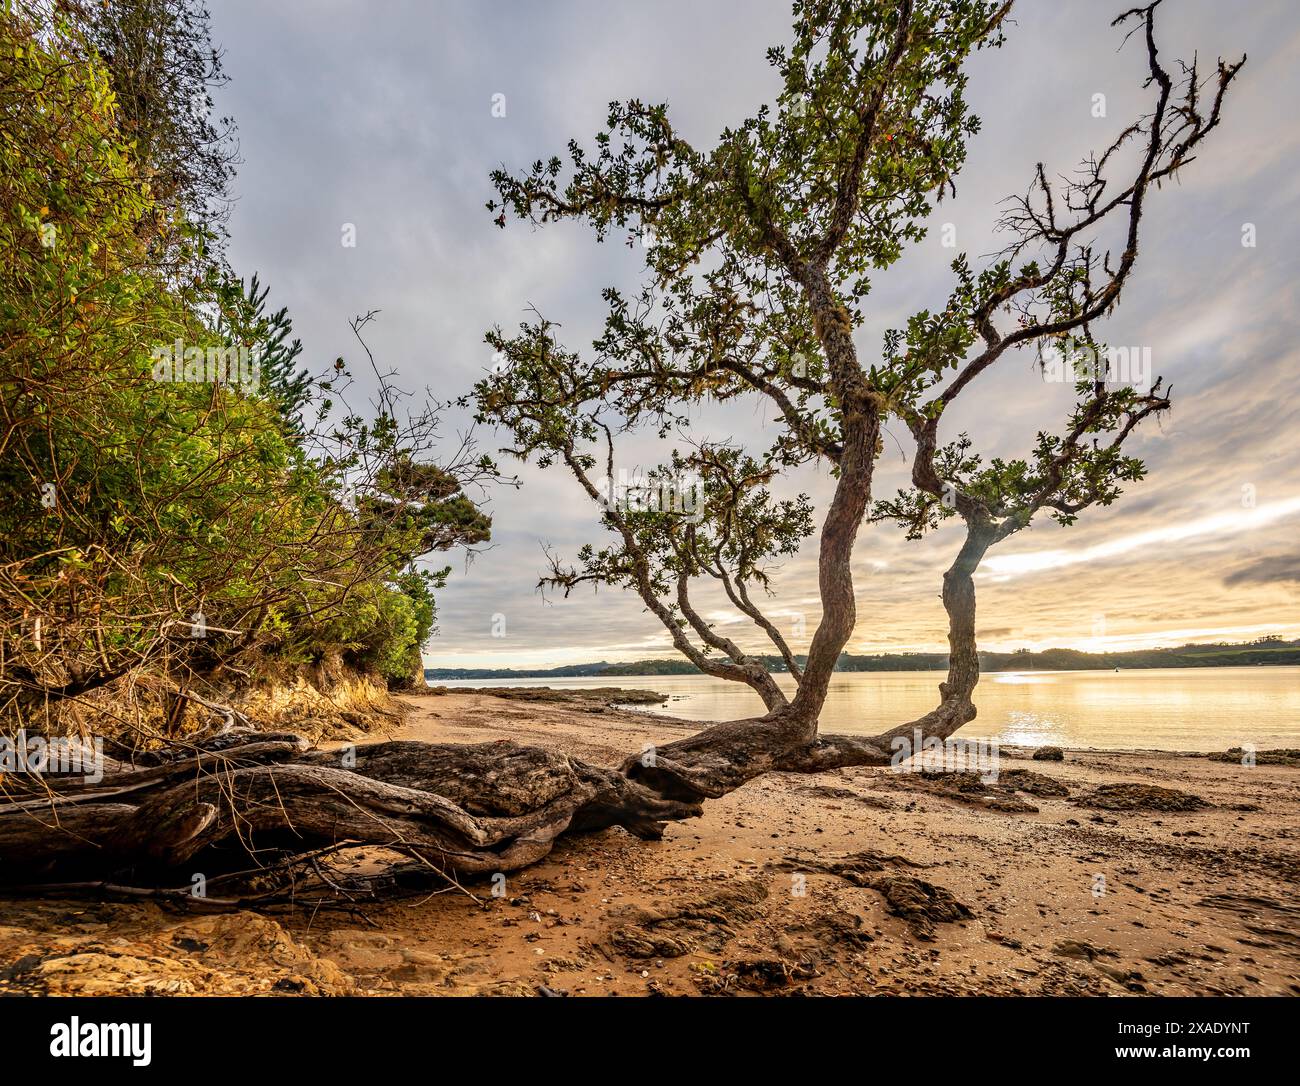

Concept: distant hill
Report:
left=426, top=637, right=1300, bottom=680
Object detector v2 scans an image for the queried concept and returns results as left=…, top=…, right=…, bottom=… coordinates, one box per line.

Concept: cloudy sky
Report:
left=210, top=0, right=1299, bottom=669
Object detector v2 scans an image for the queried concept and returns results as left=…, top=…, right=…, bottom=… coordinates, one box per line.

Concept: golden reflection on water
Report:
left=441, top=666, right=1300, bottom=751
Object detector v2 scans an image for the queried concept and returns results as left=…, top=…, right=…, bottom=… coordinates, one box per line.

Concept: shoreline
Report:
left=2, top=687, right=1296, bottom=996
left=428, top=669, right=1300, bottom=755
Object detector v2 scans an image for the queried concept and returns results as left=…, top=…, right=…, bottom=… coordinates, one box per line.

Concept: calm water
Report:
left=433, top=667, right=1300, bottom=752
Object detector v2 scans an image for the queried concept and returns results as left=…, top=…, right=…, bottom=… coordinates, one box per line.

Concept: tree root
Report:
left=0, top=707, right=955, bottom=893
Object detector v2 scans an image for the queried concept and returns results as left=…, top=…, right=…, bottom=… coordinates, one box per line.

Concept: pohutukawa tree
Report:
left=1, top=0, right=1244, bottom=891
left=473, top=0, right=1242, bottom=800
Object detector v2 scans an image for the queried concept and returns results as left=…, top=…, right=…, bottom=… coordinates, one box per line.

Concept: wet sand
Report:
left=2, top=688, right=1298, bottom=996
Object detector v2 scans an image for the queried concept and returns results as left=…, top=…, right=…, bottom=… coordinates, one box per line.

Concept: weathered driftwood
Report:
left=0, top=707, right=947, bottom=888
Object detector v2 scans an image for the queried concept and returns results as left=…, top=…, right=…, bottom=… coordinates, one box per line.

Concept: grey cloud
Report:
left=1223, top=555, right=1300, bottom=587
left=207, top=0, right=1300, bottom=665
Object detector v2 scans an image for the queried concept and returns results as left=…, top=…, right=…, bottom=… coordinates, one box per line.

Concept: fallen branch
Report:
left=0, top=705, right=924, bottom=892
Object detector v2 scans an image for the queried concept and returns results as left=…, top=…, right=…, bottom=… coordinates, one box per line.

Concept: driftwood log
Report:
left=0, top=706, right=967, bottom=890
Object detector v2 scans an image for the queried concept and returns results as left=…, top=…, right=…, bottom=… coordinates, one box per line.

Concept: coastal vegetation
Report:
left=0, top=0, right=493, bottom=741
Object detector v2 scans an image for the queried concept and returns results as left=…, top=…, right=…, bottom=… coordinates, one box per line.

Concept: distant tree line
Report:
left=426, top=638, right=1300, bottom=680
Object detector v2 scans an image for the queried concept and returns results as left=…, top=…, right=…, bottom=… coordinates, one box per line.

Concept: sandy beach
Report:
left=1, top=687, right=1297, bottom=997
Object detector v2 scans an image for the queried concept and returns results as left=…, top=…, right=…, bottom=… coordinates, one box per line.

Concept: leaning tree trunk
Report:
left=0, top=685, right=973, bottom=890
